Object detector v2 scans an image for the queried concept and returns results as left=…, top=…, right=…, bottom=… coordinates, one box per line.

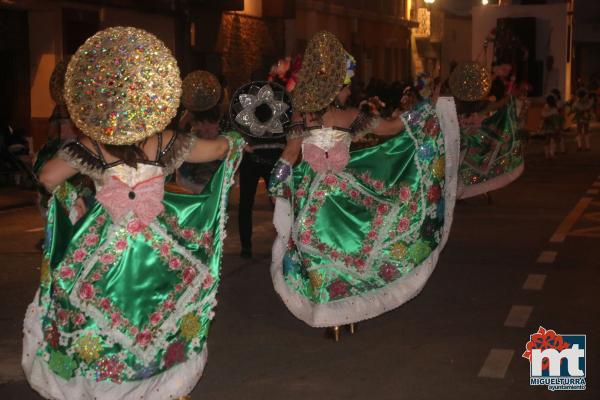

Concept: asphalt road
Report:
left=0, top=133, right=598, bottom=400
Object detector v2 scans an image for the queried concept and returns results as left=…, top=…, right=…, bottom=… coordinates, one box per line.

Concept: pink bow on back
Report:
left=96, top=175, right=165, bottom=226
left=303, top=141, right=349, bottom=173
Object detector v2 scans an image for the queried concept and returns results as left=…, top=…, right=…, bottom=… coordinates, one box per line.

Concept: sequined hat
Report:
left=49, top=60, right=68, bottom=105
left=181, top=70, right=222, bottom=112
left=229, top=81, right=291, bottom=139
left=292, top=31, right=353, bottom=113
left=449, top=62, right=491, bottom=102
left=64, top=26, right=182, bottom=145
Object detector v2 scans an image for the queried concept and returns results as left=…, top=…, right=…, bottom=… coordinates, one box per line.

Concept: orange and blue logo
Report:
left=523, top=326, right=586, bottom=391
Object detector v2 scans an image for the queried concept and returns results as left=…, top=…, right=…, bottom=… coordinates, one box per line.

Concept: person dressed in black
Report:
left=232, top=71, right=291, bottom=259
left=238, top=135, right=285, bottom=258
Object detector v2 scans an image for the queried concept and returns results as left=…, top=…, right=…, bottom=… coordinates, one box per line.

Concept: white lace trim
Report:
left=270, top=97, right=460, bottom=327
left=457, top=161, right=524, bottom=200
left=22, top=291, right=207, bottom=400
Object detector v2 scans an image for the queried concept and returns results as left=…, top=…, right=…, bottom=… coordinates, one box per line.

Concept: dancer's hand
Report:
left=359, top=96, right=385, bottom=115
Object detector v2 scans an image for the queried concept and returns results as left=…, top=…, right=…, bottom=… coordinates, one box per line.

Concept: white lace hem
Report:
left=22, top=290, right=207, bottom=400
left=270, top=97, right=460, bottom=327
left=457, top=162, right=524, bottom=200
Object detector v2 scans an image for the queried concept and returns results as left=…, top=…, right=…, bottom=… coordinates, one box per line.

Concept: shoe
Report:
left=240, top=248, right=252, bottom=259
left=346, top=323, right=357, bottom=335
left=325, top=326, right=341, bottom=342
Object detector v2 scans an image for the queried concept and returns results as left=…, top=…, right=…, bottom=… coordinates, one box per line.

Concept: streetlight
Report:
left=424, top=0, right=436, bottom=4
left=482, top=0, right=489, bottom=4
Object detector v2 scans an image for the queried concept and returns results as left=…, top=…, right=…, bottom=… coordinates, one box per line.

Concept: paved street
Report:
left=0, top=132, right=598, bottom=399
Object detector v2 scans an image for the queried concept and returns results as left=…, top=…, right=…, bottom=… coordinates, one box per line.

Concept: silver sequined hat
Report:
left=229, top=81, right=291, bottom=139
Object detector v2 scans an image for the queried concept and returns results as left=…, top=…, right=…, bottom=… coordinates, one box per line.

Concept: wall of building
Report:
left=101, top=8, right=176, bottom=53
left=440, top=14, right=471, bottom=80
left=217, top=12, right=279, bottom=92
left=25, top=1, right=177, bottom=149
left=471, top=3, right=571, bottom=97
left=292, top=0, right=412, bottom=84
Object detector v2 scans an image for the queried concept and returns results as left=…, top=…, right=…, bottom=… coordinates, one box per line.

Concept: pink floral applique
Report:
left=328, top=280, right=349, bottom=299
left=73, top=249, right=87, bottom=263
left=377, top=204, right=389, bottom=214
left=99, top=298, right=111, bottom=311
left=84, top=233, right=99, bottom=246
left=135, top=330, right=152, bottom=347
left=427, top=185, right=441, bottom=203
left=159, top=244, right=171, bottom=257
left=379, top=264, right=397, bottom=282
left=202, top=275, right=214, bottom=289
left=110, top=313, right=122, bottom=327
left=150, top=312, right=163, bottom=326
left=182, top=267, right=196, bottom=284
left=163, top=299, right=176, bottom=311
left=397, top=217, right=410, bottom=233
left=79, top=283, right=95, bottom=300
left=99, top=253, right=115, bottom=264
left=169, top=258, right=182, bottom=270
left=56, top=309, right=69, bottom=326
left=73, top=313, right=86, bottom=326
left=59, top=266, right=75, bottom=280
left=126, top=219, right=144, bottom=235
left=164, top=342, right=186, bottom=368
left=96, top=357, right=125, bottom=383
left=399, top=187, right=411, bottom=202
left=300, top=231, right=312, bottom=245
left=115, top=239, right=128, bottom=251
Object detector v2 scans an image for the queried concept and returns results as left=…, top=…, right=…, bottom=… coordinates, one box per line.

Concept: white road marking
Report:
left=550, top=197, right=592, bottom=243
left=504, top=305, right=533, bottom=328
left=478, top=349, right=514, bottom=379
left=536, top=251, right=557, bottom=264
left=523, top=274, right=547, bottom=291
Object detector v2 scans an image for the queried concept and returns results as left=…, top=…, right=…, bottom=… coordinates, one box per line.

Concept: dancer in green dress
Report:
left=268, top=31, right=460, bottom=339
left=22, top=27, right=244, bottom=399
left=449, top=62, right=524, bottom=199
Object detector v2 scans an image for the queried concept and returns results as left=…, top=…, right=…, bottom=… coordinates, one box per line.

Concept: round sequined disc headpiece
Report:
left=292, top=31, right=349, bottom=113
left=230, top=81, right=291, bottom=139
left=49, top=60, right=68, bottom=105
left=449, top=62, right=491, bottom=102
left=64, top=26, right=182, bottom=145
left=181, top=70, right=222, bottom=112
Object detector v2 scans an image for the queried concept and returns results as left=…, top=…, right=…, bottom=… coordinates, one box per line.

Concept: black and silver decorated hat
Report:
left=229, top=81, right=291, bottom=139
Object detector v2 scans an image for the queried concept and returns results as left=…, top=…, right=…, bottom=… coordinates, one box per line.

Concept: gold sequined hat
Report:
left=292, top=31, right=349, bottom=113
left=49, top=60, right=68, bottom=105
left=181, top=70, right=222, bottom=112
left=449, top=62, right=491, bottom=102
left=64, top=26, right=182, bottom=145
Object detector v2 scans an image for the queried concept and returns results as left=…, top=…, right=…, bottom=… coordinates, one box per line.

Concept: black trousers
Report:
left=238, top=153, right=278, bottom=250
